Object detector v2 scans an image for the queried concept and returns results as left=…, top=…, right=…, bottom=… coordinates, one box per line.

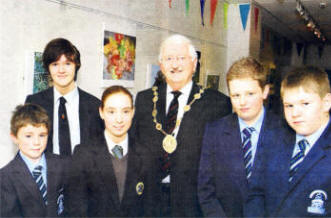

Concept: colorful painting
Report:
left=33, top=52, right=50, bottom=93
left=206, top=75, right=220, bottom=90
left=103, top=31, right=136, bottom=86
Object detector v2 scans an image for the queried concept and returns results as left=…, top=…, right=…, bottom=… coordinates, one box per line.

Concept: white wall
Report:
left=1, top=0, right=252, bottom=167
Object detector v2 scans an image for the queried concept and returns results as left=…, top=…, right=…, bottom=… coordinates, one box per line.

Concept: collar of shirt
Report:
left=238, top=107, right=265, bottom=138
left=104, top=131, right=128, bottom=157
left=165, top=81, right=193, bottom=137
left=54, top=85, right=79, bottom=106
left=53, top=85, right=81, bottom=154
left=295, top=118, right=330, bottom=155
left=19, top=152, right=47, bottom=185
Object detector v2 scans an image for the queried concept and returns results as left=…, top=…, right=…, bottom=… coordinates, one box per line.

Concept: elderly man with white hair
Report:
left=133, top=34, right=232, bottom=217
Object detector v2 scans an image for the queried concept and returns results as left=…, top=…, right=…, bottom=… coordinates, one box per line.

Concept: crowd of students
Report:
left=1, top=34, right=331, bottom=217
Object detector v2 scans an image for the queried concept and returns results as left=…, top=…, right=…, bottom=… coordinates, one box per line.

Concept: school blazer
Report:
left=25, top=87, right=103, bottom=153
left=198, top=111, right=282, bottom=217
left=133, top=82, right=232, bottom=217
left=0, top=153, right=66, bottom=217
left=65, top=134, right=156, bottom=217
left=246, top=122, right=331, bottom=217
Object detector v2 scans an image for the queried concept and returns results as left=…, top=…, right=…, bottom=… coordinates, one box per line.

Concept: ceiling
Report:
left=253, top=0, right=331, bottom=44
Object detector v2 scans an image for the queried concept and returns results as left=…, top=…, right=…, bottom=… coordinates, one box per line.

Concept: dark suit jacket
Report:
left=133, top=82, right=232, bottom=217
left=198, top=111, right=282, bottom=217
left=0, top=153, right=66, bottom=217
left=65, top=134, right=155, bottom=217
left=246, top=122, right=331, bottom=217
left=25, top=87, right=103, bottom=153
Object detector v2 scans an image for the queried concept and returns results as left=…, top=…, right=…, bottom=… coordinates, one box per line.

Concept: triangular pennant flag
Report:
left=210, top=0, right=218, bottom=26
left=185, top=0, right=190, bottom=16
left=169, top=0, right=172, bottom=8
left=254, top=7, right=259, bottom=33
left=200, top=0, right=206, bottom=26
left=223, top=2, right=229, bottom=29
left=296, top=43, right=304, bottom=56
left=318, top=44, right=324, bottom=59
left=239, top=3, right=250, bottom=30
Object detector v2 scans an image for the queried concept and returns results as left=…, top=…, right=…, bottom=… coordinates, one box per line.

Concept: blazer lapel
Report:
left=13, top=154, right=46, bottom=207
left=43, top=88, right=55, bottom=153
left=157, top=84, right=167, bottom=126
left=78, top=88, right=89, bottom=143
left=121, top=145, right=142, bottom=209
left=94, top=137, right=121, bottom=209
left=288, top=127, right=330, bottom=191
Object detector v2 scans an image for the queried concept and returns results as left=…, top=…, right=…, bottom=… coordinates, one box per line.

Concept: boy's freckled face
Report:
left=229, top=78, right=269, bottom=125
left=283, top=87, right=331, bottom=137
left=11, top=124, right=48, bottom=163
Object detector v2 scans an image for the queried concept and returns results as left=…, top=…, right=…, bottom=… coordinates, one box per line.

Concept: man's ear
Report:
left=262, top=84, right=270, bottom=100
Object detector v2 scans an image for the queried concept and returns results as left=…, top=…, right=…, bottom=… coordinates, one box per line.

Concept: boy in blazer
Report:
left=198, top=57, right=282, bottom=217
left=246, top=66, right=331, bottom=217
left=25, top=38, right=103, bottom=156
left=66, top=86, right=155, bottom=217
left=0, top=103, right=66, bottom=217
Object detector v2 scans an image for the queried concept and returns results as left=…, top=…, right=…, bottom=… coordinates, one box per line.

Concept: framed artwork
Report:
left=25, top=52, right=50, bottom=95
left=103, top=30, right=136, bottom=87
left=145, top=64, right=161, bottom=88
left=206, top=74, right=220, bottom=90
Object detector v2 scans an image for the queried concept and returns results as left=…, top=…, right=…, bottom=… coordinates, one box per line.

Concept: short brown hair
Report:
left=11, top=104, right=50, bottom=136
left=226, top=57, right=268, bottom=89
left=281, top=66, right=330, bottom=98
left=43, top=38, right=81, bottom=81
left=100, top=85, right=133, bottom=109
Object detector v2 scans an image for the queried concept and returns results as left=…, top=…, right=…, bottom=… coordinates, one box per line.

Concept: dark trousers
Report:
left=160, top=183, right=171, bottom=217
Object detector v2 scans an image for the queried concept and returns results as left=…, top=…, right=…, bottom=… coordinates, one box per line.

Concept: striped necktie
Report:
left=32, top=165, right=47, bottom=205
left=242, top=127, right=255, bottom=179
left=289, top=139, right=308, bottom=182
left=165, top=91, right=182, bottom=134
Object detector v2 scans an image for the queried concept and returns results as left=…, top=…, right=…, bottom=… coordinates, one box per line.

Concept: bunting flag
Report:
left=239, top=3, right=250, bottom=31
left=296, top=43, right=304, bottom=56
left=318, top=44, right=324, bottom=59
left=200, top=0, right=206, bottom=26
left=223, top=2, right=229, bottom=29
left=185, top=0, right=190, bottom=16
left=210, top=0, right=218, bottom=26
left=169, top=0, right=172, bottom=8
left=254, top=7, right=259, bottom=33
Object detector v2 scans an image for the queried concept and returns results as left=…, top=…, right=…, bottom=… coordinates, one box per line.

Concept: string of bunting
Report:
left=167, top=0, right=259, bottom=32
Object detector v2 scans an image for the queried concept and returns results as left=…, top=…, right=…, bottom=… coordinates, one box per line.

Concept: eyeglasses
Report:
left=162, top=56, right=191, bottom=65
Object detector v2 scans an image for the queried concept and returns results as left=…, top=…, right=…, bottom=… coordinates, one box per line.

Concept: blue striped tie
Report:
left=32, top=165, right=47, bottom=205
left=242, top=127, right=255, bottom=179
left=289, top=139, right=308, bottom=182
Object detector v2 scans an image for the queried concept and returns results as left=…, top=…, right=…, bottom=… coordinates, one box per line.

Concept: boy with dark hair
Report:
left=0, top=103, right=66, bottom=217
left=246, top=66, right=331, bottom=217
left=198, top=57, right=282, bottom=217
left=25, top=38, right=103, bottom=156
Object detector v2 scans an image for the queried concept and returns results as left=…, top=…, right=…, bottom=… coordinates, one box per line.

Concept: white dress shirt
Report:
left=53, top=86, right=80, bottom=154
left=104, top=131, right=129, bottom=157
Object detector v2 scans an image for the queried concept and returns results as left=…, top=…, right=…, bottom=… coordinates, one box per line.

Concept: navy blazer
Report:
left=65, top=134, right=156, bottom=217
left=198, top=111, right=282, bottom=217
left=133, top=82, right=232, bottom=217
left=246, top=122, right=331, bottom=217
left=25, top=87, right=104, bottom=153
left=0, top=153, right=66, bottom=217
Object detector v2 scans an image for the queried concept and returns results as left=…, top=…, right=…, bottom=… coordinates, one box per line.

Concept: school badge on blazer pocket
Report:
left=307, top=189, right=328, bottom=215
left=57, top=187, right=64, bottom=215
left=136, top=182, right=144, bottom=195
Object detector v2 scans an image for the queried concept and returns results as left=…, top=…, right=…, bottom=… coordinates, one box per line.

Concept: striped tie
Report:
left=32, top=165, right=47, bottom=205
left=289, top=139, right=308, bottom=182
left=165, top=91, right=182, bottom=134
left=242, top=127, right=255, bottom=179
